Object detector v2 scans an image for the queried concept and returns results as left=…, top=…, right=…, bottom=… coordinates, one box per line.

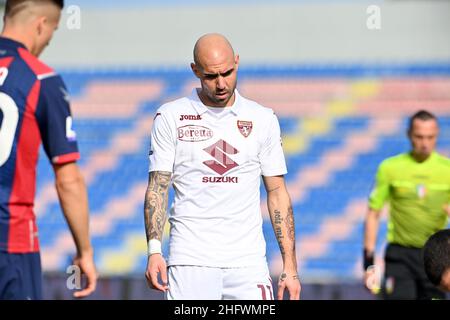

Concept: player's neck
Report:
left=1, top=28, right=35, bottom=55
left=197, top=89, right=235, bottom=108
left=411, top=151, right=433, bottom=163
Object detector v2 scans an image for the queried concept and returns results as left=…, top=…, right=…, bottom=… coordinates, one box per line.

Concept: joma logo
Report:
left=180, top=114, right=202, bottom=121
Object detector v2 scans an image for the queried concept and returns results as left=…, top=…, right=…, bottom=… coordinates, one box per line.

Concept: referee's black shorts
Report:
left=382, top=243, right=446, bottom=300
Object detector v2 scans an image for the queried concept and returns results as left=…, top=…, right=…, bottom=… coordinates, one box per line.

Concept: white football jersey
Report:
left=149, top=89, right=287, bottom=267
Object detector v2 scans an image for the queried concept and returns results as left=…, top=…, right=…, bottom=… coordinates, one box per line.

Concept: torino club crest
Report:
left=237, top=120, right=253, bottom=138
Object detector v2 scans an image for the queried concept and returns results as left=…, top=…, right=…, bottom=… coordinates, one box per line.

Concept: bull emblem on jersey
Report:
left=237, top=120, right=253, bottom=138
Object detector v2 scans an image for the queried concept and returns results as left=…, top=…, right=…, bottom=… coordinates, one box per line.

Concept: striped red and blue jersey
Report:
left=0, top=37, right=80, bottom=253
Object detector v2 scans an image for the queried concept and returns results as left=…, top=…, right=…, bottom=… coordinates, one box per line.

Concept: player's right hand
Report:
left=72, top=249, right=98, bottom=298
left=145, top=254, right=168, bottom=292
left=277, top=271, right=301, bottom=300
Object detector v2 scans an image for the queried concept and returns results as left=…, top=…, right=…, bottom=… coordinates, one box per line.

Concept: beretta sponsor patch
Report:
left=177, top=125, right=213, bottom=142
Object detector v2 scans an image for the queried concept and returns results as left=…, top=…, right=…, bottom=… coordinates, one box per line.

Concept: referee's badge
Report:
left=416, top=184, right=427, bottom=199
left=237, top=120, right=253, bottom=138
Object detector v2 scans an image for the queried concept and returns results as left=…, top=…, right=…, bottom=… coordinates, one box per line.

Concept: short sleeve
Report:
left=259, top=112, right=288, bottom=177
left=35, top=75, right=80, bottom=165
left=148, top=110, right=176, bottom=172
left=368, top=161, right=390, bottom=210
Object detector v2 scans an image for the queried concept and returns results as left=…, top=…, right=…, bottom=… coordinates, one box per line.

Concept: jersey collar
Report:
left=409, top=150, right=437, bottom=164
left=0, top=36, right=27, bottom=51
left=190, top=88, right=243, bottom=116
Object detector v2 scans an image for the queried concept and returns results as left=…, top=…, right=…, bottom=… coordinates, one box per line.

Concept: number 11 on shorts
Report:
left=257, top=284, right=273, bottom=300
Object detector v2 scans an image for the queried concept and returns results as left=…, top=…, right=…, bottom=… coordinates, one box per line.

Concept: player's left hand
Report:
left=72, top=249, right=98, bottom=298
left=277, top=271, right=301, bottom=300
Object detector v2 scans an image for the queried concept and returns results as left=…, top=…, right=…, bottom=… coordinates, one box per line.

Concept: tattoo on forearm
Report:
left=274, top=210, right=283, bottom=225
left=144, top=171, right=171, bottom=241
left=274, top=209, right=285, bottom=256
left=279, top=272, right=300, bottom=283
left=275, top=227, right=284, bottom=241
left=275, top=226, right=285, bottom=256
left=273, top=207, right=297, bottom=266
left=286, top=206, right=295, bottom=242
left=286, top=206, right=297, bottom=268
left=266, top=185, right=281, bottom=193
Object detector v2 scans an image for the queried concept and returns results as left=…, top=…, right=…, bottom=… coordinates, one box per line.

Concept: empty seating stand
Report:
left=35, top=66, right=450, bottom=282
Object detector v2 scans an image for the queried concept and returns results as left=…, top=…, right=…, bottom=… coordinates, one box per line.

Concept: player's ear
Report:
left=36, top=16, right=47, bottom=36
left=191, top=63, right=201, bottom=79
left=234, top=54, right=240, bottom=70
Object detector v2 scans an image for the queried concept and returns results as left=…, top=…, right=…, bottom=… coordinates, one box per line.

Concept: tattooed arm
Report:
left=144, top=171, right=171, bottom=241
left=144, top=171, right=172, bottom=292
left=263, top=175, right=301, bottom=300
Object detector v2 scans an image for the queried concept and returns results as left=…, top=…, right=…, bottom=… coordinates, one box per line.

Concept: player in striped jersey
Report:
left=0, top=0, right=96, bottom=299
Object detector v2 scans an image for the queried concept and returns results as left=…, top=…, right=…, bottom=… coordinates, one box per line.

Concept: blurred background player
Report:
left=0, top=0, right=96, bottom=299
left=144, top=33, right=301, bottom=300
left=363, top=110, right=450, bottom=300
left=423, top=229, right=450, bottom=292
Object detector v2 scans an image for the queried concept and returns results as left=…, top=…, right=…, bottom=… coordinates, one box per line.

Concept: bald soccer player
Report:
left=144, top=33, right=301, bottom=300
left=364, top=110, right=449, bottom=300
left=0, top=0, right=96, bottom=299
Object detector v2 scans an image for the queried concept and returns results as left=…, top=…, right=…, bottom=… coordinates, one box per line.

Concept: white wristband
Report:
left=148, top=239, right=162, bottom=256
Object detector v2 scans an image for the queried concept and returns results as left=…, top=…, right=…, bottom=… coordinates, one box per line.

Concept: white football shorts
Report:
left=166, top=264, right=274, bottom=300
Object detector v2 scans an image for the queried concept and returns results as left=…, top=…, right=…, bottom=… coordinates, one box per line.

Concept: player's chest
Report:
left=390, top=171, right=450, bottom=201
left=174, top=114, right=260, bottom=164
